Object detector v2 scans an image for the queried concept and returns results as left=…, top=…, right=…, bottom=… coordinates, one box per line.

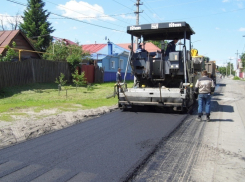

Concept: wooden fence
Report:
left=0, top=59, right=70, bottom=89
left=94, top=66, right=104, bottom=83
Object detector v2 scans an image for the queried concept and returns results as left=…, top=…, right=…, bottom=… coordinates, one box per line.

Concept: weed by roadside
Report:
left=0, top=81, right=133, bottom=122
left=233, top=76, right=240, bottom=80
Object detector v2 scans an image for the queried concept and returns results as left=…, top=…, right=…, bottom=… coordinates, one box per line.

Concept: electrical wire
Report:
left=44, top=0, right=131, bottom=25
left=43, top=0, right=127, bottom=28
left=48, top=13, right=134, bottom=19
left=164, top=7, right=245, bottom=21
left=143, top=1, right=163, bottom=22
left=5, top=0, right=126, bottom=33
left=142, top=3, right=157, bottom=22
left=0, top=13, right=134, bottom=20
left=112, top=0, right=151, bottom=23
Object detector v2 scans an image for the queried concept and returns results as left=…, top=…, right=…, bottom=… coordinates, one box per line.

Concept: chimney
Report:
left=108, top=39, right=112, bottom=55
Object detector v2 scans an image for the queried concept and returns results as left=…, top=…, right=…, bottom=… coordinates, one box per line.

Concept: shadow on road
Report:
left=212, top=101, right=234, bottom=113
left=209, top=119, right=234, bottom=122
left=217, top=83, right=226, bottom=87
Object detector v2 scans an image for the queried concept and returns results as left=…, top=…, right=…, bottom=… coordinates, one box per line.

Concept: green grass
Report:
left=0, top=81, right=134, bottom=121
left=233, top=76, right=240, bottom=80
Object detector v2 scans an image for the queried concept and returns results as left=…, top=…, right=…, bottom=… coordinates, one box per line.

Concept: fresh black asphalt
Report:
left=0, top=110, right=186, bottom=182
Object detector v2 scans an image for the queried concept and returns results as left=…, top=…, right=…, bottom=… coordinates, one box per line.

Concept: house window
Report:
left=111, top=61, right=115, bottom=69
left=119, top=59, right=124, bottom=70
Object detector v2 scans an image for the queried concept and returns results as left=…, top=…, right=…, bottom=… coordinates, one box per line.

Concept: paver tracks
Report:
left=131, top=80, right=228, bottom=182
left=0, top=109, right=186, bottom=182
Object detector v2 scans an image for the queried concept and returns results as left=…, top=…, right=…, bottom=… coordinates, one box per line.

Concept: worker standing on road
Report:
left=195, top=70, right=215, bottom=122
left=165, top=38, right=179, bottom=56
left=116, top=68, right=122, bottom=83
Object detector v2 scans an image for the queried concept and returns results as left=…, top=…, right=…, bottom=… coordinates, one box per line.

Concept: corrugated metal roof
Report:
left=0, top=30, right=19, bottom=54
left=0, top=30, right=40, bottom=58
left=82, top=44, right=107, bottom=54
left=63, top=39, right=77, bottom=45
left=117, top=42, right=161, bottom=52
left=53, top=37, right=78, bottom=46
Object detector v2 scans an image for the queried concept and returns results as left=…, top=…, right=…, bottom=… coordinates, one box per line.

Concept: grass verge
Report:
left=0, top=81, right=133, bottom=121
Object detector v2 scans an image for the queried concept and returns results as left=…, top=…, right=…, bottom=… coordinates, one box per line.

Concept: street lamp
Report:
left=191, top=40, right=201, bottom=49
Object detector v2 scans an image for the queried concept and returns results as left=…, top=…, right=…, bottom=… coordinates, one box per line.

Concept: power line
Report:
left=43, top=0, right=128, bottom=28
left=6, top=0, right=126, bottom=33
left=113, top=0, right=151, bottom=23
left=112, top=0, right=135, bottom=11
left=51, top=13, right=125, bottom=33
left=44, top=0, right=131, bottom=25
left=142, top=3, right=157, bottom=22
left=0, top=13, right=134, bottom=20
left=49, top=13, right=134, bottom=19
left=164, top=7, right=245, bottom=21
left=143, top=1, right=163, bottom=21
left=147, top=0, right=204, bottom=6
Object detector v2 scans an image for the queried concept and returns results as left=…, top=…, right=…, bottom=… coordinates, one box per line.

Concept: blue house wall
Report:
left=89, top=42, right=133, bottom=82
left=101, top=53, right=134, bottom=82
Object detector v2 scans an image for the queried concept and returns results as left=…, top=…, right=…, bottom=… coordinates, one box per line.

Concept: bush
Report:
left=233, top=76, right=240, bottom=80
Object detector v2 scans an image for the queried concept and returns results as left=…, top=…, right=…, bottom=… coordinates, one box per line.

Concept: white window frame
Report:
left=119, top=59, right=124, bottom=70
left=111, top=61, right=115, bottom=69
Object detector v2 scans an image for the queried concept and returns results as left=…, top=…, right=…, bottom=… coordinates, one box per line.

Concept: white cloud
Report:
left=238, top=27, right=245, bottom=31
left=222, top=0, right=229, bottom=2
left=120, top=14, right=135, bottom=20
left=57, top=0, right=115, bottom=21
left=222, top=8, right=226, bottom=12
left=237, top=2, right=243, bottom=8
left=0, top=13, right=23, bottom=30
left=215, top=27, right=220, bottom=30
left=72, top=26, right=77, bottom=30
left=153, top=13, right=164, bottom=21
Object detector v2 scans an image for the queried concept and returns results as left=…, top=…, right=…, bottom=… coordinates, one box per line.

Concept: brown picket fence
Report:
left=0, top=59, right=71, bottom=89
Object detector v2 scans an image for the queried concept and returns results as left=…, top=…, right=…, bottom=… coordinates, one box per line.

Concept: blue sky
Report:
left=0, top=0, right=245, bottom=67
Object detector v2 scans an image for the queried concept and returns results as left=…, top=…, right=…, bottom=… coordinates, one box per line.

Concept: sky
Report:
left=0, top=0, right=245, bottom=67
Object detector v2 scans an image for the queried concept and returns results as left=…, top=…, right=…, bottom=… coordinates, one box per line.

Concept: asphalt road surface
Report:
left=130, top=79, right=241, bottom=181
left=0, top=110, right=186, bottom=182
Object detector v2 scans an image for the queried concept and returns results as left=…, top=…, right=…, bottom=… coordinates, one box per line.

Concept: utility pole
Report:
left=229, top=57, right=233, bottom=76
left=135, top=0, right=143, bottom=48
left=235, top=50, right=241, bottom=69
left=226, top=60, right=228, bottom=77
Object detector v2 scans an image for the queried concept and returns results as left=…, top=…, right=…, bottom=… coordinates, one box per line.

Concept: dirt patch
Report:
left=0, top=105, right=118, bottom=149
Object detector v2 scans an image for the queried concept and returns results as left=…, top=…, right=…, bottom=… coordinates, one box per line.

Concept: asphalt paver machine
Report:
left=118, top=22, right=204, bottom=112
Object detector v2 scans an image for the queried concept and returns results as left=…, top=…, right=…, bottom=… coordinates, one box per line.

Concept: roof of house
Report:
left=0, top=30, right=38, bottom=56
left=0, top=30, right=19, bottom=54
left=117, top=42, right=161, bottom=52
left=81, top=43, right=129, bottom=60
left=53, top=37, right=78, bottom=46
left=82, top=44, right=107, bottom=54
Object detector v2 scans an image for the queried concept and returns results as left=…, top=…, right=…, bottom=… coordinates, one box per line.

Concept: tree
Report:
left=55, top=72, right=67, bottom=91
left=227, top=62, right=235, bottom=76
left=43, top=41, right=90, bottom=73
left=0, top=42, right=18, bottom=62
left=0, top=13, right=21, bottom=31
left=72, top=70, right=87, bottom=90
left=19, top=0, right=54, bottom=52
left=43, top=41, right=68, bottom=61
left=67, top=44, right=90, bottom=72
left=219, top=63, right=235, bottom=76
left=218, top=66, right=226, bottom=75
left=241, top=53, right=245, bottom=71
left=148, top=40, right=168, bottom=50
